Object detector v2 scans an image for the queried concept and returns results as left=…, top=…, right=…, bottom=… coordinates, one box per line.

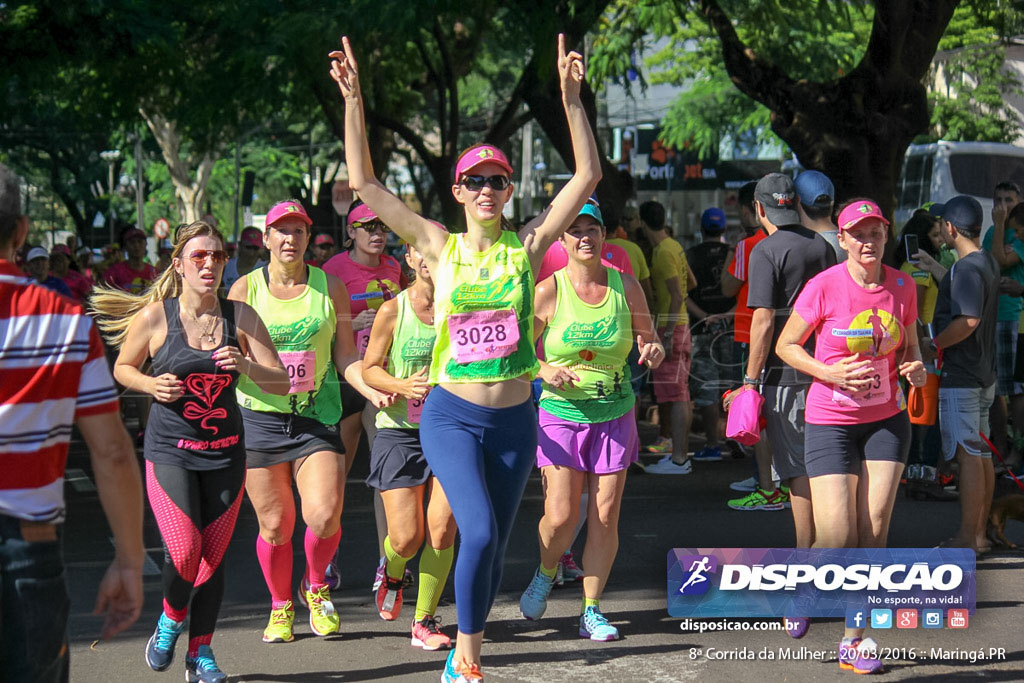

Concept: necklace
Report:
left=185, top=305, right=220, bottom=344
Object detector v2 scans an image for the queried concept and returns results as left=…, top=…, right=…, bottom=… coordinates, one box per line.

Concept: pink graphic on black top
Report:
left=183, top=373, right=232, bottom=434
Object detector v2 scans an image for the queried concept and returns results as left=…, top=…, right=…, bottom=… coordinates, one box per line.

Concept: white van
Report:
left=895, top=141, right=1024, bottom=230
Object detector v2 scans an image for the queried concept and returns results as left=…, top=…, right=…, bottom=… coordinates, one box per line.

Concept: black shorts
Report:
left=341, top=380, right=367, bottom=418
left=804, top=412, right=910, bottom=478
left=241, top=407, right=343, bottom=469
left=366, top=428, right=431, bottom=491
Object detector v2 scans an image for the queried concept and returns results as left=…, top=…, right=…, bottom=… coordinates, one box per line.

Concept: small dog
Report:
left=987, top=494, right=1024, bottom=549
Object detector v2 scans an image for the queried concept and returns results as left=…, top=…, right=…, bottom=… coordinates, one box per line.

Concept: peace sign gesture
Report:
left=329, top=36, right=362, bottom=102
left=557, top=33, right=585, bottom=102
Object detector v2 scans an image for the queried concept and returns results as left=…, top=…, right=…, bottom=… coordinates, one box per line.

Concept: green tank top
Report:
left=539, top=268, right=635, bottom=423
left=430, top=231, right=539, bottom=384
left=376, top=290, right=437, bottom=429
left=236, top=265, right=342, bottom=425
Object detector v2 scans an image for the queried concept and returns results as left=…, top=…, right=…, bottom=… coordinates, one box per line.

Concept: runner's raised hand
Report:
left=557, top=33, right=585, bottom=101
left=329, top=36, right=361, bottom=101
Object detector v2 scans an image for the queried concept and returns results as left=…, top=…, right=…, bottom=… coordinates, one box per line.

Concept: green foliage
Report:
left=921, top=2, right=1024, bottom=143
left=592, top=1, right=877, bottom=156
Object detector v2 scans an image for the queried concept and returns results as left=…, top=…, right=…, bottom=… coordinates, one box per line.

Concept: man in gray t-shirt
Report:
left=932, top=195, right=999, bottom=554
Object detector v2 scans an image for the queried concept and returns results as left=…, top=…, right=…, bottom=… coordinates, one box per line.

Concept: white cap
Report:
left=26, top=247, right=49, bottom=261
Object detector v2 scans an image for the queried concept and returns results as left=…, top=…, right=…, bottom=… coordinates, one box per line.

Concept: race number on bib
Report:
left=355, top=328, right=371, bottom=358
left=408, top=393, right=428, bottom=423
left=832, top=358, right=891, bottom=408
left=279, top=350, right=316, bottom=394
left=447, top=309, right=520, bottom=364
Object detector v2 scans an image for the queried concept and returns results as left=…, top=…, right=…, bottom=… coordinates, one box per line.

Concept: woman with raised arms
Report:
left=330, top=33, right=601, bottom=683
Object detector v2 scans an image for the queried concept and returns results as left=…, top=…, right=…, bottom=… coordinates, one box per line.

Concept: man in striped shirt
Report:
left=1, top=164, right=144, bottom=681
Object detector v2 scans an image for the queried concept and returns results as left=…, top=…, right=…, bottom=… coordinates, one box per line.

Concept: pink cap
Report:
left=455, top=145, right=514, bottom=179
left=314, top=233, right=335, bottom=246
left=348, top=203, right=378, bottom=226
left=266, top=200, right=312, bottom=227
left=50, top=244, right=72, bottom=257
left=240, top=227, right=263, bottom=247
left=837, top=200, right=889, bottom=232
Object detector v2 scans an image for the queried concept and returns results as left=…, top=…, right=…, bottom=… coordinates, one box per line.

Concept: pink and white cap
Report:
left=266, top=200, right=312, bottom=228
left=837, top=200, right=889, bottom=232
left=347, top=203, right=378, bottom=227
left=455, top=144, right=514, bottom=179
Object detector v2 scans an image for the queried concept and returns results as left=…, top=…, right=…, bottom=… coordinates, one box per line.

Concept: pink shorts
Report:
left=652, top=325, right=692, bottom=403
left=537, top=407, right=639, bottom=474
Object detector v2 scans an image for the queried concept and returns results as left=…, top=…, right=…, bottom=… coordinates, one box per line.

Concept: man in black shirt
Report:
left=737, top=173, right=836, bottom=549
left=687, top=208, right=735, bottom=462
left=932, top=195, right=1000, bottom=553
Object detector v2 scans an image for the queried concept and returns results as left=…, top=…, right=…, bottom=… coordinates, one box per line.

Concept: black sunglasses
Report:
left=461, top=175, right=511, bottom=192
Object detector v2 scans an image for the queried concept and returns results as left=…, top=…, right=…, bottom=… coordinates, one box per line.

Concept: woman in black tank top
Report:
left=92, top=221, right=287, bottom=682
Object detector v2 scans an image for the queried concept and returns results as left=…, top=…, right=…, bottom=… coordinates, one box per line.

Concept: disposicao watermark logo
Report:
left=667, top=548, right=975, bottom=618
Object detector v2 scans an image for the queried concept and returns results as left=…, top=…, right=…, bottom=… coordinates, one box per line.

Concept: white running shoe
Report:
left=645, top=455, right=693, bottom=475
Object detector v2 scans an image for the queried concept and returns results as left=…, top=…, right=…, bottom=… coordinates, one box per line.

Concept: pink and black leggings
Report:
left=145, top=460, right=245, bottom=652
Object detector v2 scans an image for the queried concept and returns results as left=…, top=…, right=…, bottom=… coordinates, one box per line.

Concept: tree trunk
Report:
left=700, top=0, right=960, bottom=217
left=139, top=107, right=215, bottom=225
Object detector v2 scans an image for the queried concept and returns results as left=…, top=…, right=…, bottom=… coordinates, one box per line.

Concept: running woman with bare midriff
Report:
left=330, top=33, right=601, bottom=682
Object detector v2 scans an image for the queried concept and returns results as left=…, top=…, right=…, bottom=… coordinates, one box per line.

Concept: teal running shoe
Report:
left=579, top=606, right=620, bottom=641
left=144, top=613, right=185, bottom=671
left=519, top=568, right=555, bottom=620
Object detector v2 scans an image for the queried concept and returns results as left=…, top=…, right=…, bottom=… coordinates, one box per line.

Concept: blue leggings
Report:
left=420, top=386, right=537, bottom=634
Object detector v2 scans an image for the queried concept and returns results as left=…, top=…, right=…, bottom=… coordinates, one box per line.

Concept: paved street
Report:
left=63, top=427, right=1024, bottom=682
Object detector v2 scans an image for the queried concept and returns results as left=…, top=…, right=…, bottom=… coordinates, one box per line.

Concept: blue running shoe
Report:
left=519, top=568, right=555, bottom=620
left=441, top=648, right=483, bottom=682
left=579, top=606, right=620, bottom=641
left=185, top=645, right=228, bottom=683
left=145, top=613, right=185, bottom=671
left=692, top=446, right=722, bottom=462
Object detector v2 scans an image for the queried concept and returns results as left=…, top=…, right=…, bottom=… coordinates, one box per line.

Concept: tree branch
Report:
left=414, top=37, right=447, bottom=146
left=696, top=0, right=798, bottom=110
left=366, top=110, right=439, bottom=169
left=432, top=18, right=459, bottom=161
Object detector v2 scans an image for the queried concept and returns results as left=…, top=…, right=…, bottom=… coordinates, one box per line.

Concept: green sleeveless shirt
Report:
left=539, top=267, right=635, bottom=423
left=376, top=290, right=436, bottom=429
left=430, top=231, right=539, bottom=384
left=236, top=265, right=342, bottom=425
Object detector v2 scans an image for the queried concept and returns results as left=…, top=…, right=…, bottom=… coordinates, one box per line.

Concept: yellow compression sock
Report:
left=414, top=544, right=454, bottom=621
left=384, top=536, right=414, bottom=581
left=583, top=597, right=600, bottom=612
left=539, top=562, right=558, bottom=579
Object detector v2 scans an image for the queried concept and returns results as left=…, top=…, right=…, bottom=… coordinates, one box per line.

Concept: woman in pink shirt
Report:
left=776, top=199, right=927, bottom=675
left=321, top=199, right=407, bottom=591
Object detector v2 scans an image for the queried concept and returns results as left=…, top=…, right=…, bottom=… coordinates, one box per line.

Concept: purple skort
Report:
left=536, top=407, right=639, bottom=474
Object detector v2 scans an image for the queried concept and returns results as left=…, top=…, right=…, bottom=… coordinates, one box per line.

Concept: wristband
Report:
left=743, top=376, right=762, bottom=386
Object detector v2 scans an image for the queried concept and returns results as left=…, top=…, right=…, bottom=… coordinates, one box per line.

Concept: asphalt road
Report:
left=62, top=426, right=1024, bottom=682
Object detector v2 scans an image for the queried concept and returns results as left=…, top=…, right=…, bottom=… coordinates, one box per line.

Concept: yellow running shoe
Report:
left=262, top=601, right=295, bottom=643
left=306, top=584, right=340, bottom=636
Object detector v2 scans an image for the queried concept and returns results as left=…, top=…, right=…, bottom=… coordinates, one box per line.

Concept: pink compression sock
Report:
left=304, top=527, right=341, bottom=589
left=255, top=536, right=293, bottom=604
left=163, top=598, right=187, bottom=623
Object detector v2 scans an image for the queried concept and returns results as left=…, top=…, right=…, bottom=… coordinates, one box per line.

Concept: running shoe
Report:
left=692, top=446, right=722, bottom=462
left=372, top=556, right=386, bottom=591
left=729, top=475, right=758, bottom=492
left=727, top=486, right=786, bottom=511
left=185, top=645, right=227, bottom=683
left=579, top=606, right=620, bottom=641
left=643, top=436, right=673, bottom=454
left=411, top=615, right=452, bottom=651
left=441, top=649, right=483, bottom=682
left=839, top=637, right=884, bottom=674
left=376, top=571, right=404, bottom=621
left=785, top=616, right=810, bottom=639
left=306, top=584, right=340, bottom=636
left=145, top=613, right=185, bottom=671
left=262, top=601, right=295, bottom=643
left=559, top=551, right=584, bottom=583
left=325, top=557, right=341, bottom=590
left=729, top=476, right=782, bottom=492
left=519, top=568, right=555, bottom=620
left=645, top=455, right=692, bottom=474
left=372, top=557, right=415, bottom=591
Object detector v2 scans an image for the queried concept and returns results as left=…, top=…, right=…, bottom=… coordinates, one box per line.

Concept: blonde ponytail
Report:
left=89, top=221, right=223, bottom=348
